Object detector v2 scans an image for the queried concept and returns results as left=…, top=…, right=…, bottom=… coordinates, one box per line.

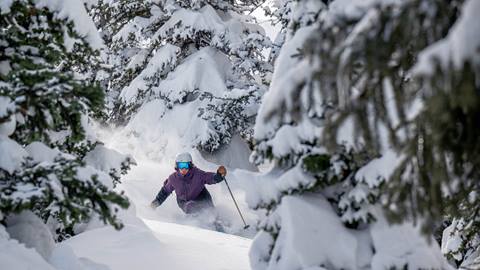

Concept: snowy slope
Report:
left=92, top=123, right=260, bottom=237
left=65, top=217, right=251, bottom=270
left=56, top=123, right=260, bottom=270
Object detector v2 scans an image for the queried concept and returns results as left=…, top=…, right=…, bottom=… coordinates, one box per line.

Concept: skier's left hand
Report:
left=217, top=165, right=227, bottom=177
left=150, top=199, right=161, bottom=209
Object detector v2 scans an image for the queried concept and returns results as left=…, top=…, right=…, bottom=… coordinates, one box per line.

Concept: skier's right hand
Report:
left=217, top=165, right=227, bottom=177
left=150, top=199, right=161, bottom=209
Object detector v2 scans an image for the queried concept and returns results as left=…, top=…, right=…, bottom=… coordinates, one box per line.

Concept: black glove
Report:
left=213, top=173, right=224, bottom=183
left=150, top=199, right=161, bottom=209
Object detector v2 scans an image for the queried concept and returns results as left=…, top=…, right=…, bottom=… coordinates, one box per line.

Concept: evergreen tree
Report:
left=87, top=0, right=165, bottom=123
left=300, top=0, right=479, bottom=265
left=249, top=0, right=478, bottom=269
left=0, top=0, right=133, bottom=241
left=412, top=0, right=480, bottom=266
left=100, top=0, right=272, bottom=152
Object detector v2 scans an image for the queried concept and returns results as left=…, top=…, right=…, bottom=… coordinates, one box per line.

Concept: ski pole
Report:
left=223, top=177, right=250, bottom=229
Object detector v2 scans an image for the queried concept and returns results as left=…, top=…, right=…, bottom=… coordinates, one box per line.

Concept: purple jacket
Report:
left=156, top=166, right=223, bottom=203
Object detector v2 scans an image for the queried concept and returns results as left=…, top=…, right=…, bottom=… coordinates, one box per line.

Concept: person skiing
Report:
left=150, top=152, right=227, bottom=214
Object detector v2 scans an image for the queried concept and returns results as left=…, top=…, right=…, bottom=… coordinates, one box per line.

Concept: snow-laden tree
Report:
left=247, top=0, right=478, bottom=269
left=103, top=0, right=272, bottom=152
left=87, top=0, right=166, bottom=122
left=0, top=0, right=134, bottom=241
left=309, top=0, right=480, bottom=267
left=412, top=1, right=480, bottom=267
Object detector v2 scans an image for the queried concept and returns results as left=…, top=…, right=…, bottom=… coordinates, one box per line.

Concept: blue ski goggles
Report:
left=177, top=162, right=190, bottom=170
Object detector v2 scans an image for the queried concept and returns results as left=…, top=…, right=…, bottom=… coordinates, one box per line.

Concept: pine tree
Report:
left=249, top=0, right=476, bottom=269
left=100, top=0, right=272, bottom=152
left=412, top=1, right=480, bottom=266
left=0, top=0, right=133, bottom=241
left=298, top=0, right=480, bottom=265
left=87, top=0, right=165, bottom=123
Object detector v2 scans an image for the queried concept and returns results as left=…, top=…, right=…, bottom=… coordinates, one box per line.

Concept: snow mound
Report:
left=370, top=214, right=449, bottom=270
left=65, top=218, right=252, bottom=270
left=0, top=224, right=56, bottom=270
left=5, top=211, right=55, bottom=260
left=250, top=195, right=357, bottom=270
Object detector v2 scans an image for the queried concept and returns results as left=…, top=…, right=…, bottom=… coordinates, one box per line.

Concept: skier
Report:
left=150, top=152, right=227, bottom=214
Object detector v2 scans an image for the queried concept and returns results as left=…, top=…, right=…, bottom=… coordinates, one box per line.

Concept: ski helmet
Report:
left=175, top=152, right=192, bottom=163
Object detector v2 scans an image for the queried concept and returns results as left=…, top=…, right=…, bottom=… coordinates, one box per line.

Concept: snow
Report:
left=0, top=222, right=110, bottom=270
left=442, top=221, right=463, bottom=261
left=154, top=47, right=231, bottom=101
left=370, top=214, right=449, bottom=270
left=0, top=135, right=28, bottom=174
left=25, top=142, right=74, bottom=163
left=83, top=144, right=134, bottom=175
left=413, top=0, right=480, bottom=75
left=1, top=130, right=256, bottom=270
left=249, top=230, right=274, bottom=270
left=5, top=211, right=55, bottom=260
left=65, top=217, right=251, bottom=270
left=46, top=130, right=71, bottom=145
left=49, top=244, right=109, bottom=270
left=0, top=225, right=56, bottom=270
left=0, top=96, right=13, bottom=118
left=382, top=77, right=400, bottom=129
left=81, top=115, right=99, bottom=142
left=154, top=4, right=267, bottom=57
left=34, top=0, right=104, bottom=50
left=120, top=44, right=180, bottom=104
left=269, top=25, right=315, bottom=97
left=155, top=5, right=225, bottom=42
left=122, top=99, right=210, bottom=159
left=328, top=0, right=402, bottom=24
left=250, top=2, right=281, bottom=42
left=355, top=149, right=404, bottom=188
left=240, top=163, right=316, bottom=208
left=0, top=96, right=15, bottom=136
left=336, top=115, right=356, bottom=148
left=254, top=25, right=318, bottom=143
left=2, top=1, right=471, bottom=269
left=461, top=248, right=480, bottom=270
left=120, top=46, right=232, bottom=108
left=265, top=195, right=358, bottom=270
left=266, top=120, right=322, bottom=159
left=0, top=113, right=15, bottom=137
left=92, top=123, right=260, bottom=237
left=328, top=0, right=377, bottom=21
left=0, top=60, right=12, bottom=75
left=115, top=156, right=258, bottom=236
left=113, top=16, right=151, bottom=44
left=76, top=166, right=114, bottom=188
left=201, top=135, right=258, bottom=172
left=0, top=0, right=13, bottom=14
left=249, top=194, right=451, bottom=270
